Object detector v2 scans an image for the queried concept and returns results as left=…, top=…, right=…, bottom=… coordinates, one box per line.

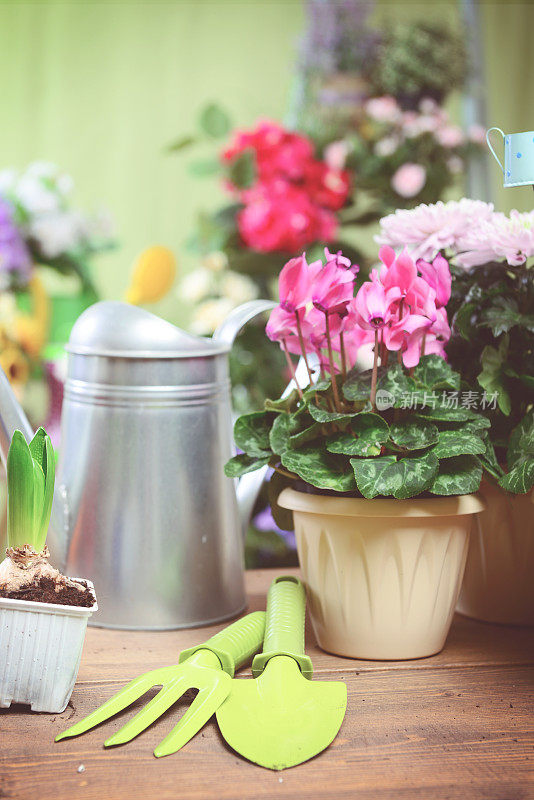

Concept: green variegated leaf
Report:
left=377, top=364, right=418, bottom=408
left=303, top=378, right=332, bottom=401
left=414, top=404, right=470, bottom=422
left=290, top=423, right=323, bottom=448
left=412, top=354, right=460, bottom=391
left=224, top=454, right=270, bottom=478
left=463, top=415, right=491, bottom=432
left=432, top=430, right=486, bottom=459
left=430, top=455, right=482, bottom=496
left=327, top=412, right=389, bottom=457
left=269, top=412, right=302, bottom=455
left=499, top=458, right=534, bottom=494
left=281, top=448, right=356, bottom=492
left=351, top=452, right=438, bottom=499
left=478, top=433, right=504, bottom=482
left=234, top=411, right=274, bottom=457
left=342, top=367, right=372, bottom=402
left=389, top=417, right=439, bottom=451
left=507, top=410, right=534, bottom=466
left=308, top=403, right=355, bottom=424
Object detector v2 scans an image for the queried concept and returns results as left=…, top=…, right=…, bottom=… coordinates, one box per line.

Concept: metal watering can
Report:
left=0, top=299, right=276, bottom=629
left=487, top=127, right=534, bottom=187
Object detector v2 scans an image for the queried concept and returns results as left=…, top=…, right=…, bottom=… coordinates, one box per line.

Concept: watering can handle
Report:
left=178, top=610, right=266, bottom=677
left=486, top=127, right=505, bottom=172
left=252, top=575, right=313, bottom=679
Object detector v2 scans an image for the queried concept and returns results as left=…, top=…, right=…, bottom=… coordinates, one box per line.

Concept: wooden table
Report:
left=1, top=568, right=533, bottom=800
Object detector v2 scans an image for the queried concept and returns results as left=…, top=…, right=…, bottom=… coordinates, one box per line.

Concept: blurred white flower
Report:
left=203, top=251, right=228, bottom=272
left=220, top=271, right=258, bottom=304
left=0, top=168, right=18, bottom=195
left=29, top=211, right=88, bottom=258
left=190, top=297, right=234, bottom=336
left=374, top=135, right=400, bottom=158
left=179, top=268, right=214, bottom=303
left=418, top=98, right=439, bottom=115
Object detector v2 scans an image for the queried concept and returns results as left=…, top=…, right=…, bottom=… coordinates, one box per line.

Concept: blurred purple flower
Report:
left=253, top=505, right=296, bottom=550
left=0, top=198, right=32, bottom=285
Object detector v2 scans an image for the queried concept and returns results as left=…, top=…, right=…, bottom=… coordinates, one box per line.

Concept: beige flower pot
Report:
left=457, top=481, right=534, bottom=625
left=278, top=488, right=485, bottom=660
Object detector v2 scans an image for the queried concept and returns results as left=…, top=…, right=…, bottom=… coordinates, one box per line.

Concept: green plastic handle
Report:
left=178, top=611, right=265, bottom=677
left=252, top=576, right=313, bottom=679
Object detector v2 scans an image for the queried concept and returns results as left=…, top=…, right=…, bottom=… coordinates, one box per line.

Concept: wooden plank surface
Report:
left=1, top=568, right=533, bottom=800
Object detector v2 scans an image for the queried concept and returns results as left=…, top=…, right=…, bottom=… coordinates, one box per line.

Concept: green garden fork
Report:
left=56, top=611, right=265, bottom=757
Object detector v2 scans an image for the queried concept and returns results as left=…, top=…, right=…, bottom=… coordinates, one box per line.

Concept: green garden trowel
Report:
left=55, top=611, right=265, bottom=757
left=216, top=576, right=347, bottom=770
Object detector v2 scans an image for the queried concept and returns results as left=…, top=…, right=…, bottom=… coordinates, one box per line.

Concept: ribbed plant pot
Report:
left=278, top=488, right=485, bottom=660
left=457, top=481, right=534, bottom=625
left=0, top=581, right=97, bottom=712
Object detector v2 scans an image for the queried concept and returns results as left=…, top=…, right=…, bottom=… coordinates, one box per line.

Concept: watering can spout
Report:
left=0, top=366, right=67, bottom=567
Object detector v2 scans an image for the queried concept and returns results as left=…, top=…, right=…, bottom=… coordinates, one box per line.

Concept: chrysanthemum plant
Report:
left=225, top=247, right=489, bottom=515
left=378, top=200, right=534, bottom=494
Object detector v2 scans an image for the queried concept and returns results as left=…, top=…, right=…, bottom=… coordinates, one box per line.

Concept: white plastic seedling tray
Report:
left=0, top=580, right=97, bottom=713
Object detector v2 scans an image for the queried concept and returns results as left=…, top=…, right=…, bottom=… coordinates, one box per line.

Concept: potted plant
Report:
left=378, top=200, right=534, bottom=625
left=0, top=428, right=96, bottom=712
left=225, top=247, right=486, bottom=659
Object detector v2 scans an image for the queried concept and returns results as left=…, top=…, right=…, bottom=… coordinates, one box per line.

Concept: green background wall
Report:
left=1, top=0, right=532, bottom=324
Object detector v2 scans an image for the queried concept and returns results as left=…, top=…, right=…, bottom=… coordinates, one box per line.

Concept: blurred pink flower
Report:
left=324, top=140, right=350, bottom=171
left=365, top=96, right=401, bottom=124
left=467, top=124, right=486, bottom=144
left=434, top=125, right=464, bottom=148
left=391, top=163, right=427, bottom=198
left=238, top=180, right=338, bottom=253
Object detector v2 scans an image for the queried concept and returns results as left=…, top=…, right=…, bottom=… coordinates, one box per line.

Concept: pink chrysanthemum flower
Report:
left=455, top=209, right=534, bottom=268
left=376, top=199, right=495, bottom=261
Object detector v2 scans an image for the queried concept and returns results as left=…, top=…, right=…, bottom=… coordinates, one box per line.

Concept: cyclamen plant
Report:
left=225, top=247, right=489, bottom=504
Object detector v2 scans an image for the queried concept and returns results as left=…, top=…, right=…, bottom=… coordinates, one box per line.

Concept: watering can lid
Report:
left=66, top=301, right=228, bottom=358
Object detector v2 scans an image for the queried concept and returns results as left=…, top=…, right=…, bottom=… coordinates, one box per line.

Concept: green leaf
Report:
left=290, top=423, right=323, bottom=448
left=480, top=297, right=534, bottom=337
left=378, top=364, right=418, bottom=406
left=264, top=390, right=300, bottom=413
left=342, top=368, right=373, bottom=403
left=269, top=412, right=304, bottom=455
left=499, top=458, right=534, bottom=494
left=308, top=403, right=355, bottom=424
left=507, top=410, right=534, bottom=466
left=454, top=301, right=477, bottom=339
left=281, top=448, right=356, bottom=492
left=227, top=149, right=256, bottom=190
left=29, top=427, right=55, bottom=551
left=389, top=417, right=439, bottom=451
left=351, top=452, right=438, bottom=499
left=234, top=412, right=274, bottom=457
left=432, top=430, right=486, bottom=459
left=166, top=134, right=197, bottom=153
left=224, top=454, right=270, bottom=478
left=7, top=431, right=35, bottom=549
left=327, top=412, right=389, bottom=456
left=187, top=158, right=222, bottom=178
left=478, top=434, right=504, bottom=482
left=412, top=354, right=460, bottom=391
left=198, top=103, right=232, bottom=138
left=430, top=455, right=482, bottom=496
left=478, top=337, right=511, bottom=416
left=414, top=404, right=470, bottom=422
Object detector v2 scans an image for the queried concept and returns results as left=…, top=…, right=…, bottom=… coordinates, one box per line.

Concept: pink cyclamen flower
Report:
left=324, top=247, right=359, bottom=275
left=417, top=254, right=451, bottom=308
left=311, top=259, right=355, bottom=315
left=391, top=163, right=427, bottom=198
left=278, top=253, right=321, bottom=313
left=381, top=248, right=418, bottom=297
left=266, top=305, right=313, bottom=355
left=352, top=282, right=396, bottom=330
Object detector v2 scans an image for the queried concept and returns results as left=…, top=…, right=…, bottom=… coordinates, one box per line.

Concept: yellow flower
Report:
left=125, top=246, right=177, bottom=305
left=14, top=276, right=50, bottom=359
left=0, top=345, right=30, bottom=387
